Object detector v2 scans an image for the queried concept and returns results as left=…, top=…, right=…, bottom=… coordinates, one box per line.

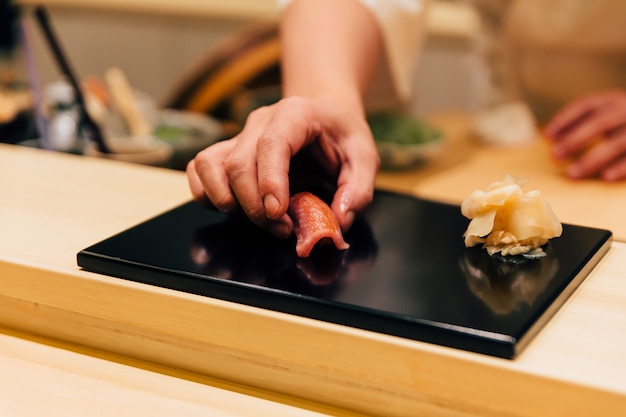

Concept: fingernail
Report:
left=338, top=191, right=355, bottom=230
left=344, top=210, right=355, bottom=230
left=338, top=190, right=352, bottom=213
left=263, top=194, right=280, bottom=219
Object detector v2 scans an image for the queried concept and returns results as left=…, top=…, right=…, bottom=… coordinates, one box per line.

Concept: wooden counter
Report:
left=377, top=113, right=626, bottom=241
left=2, top=113, right=626, bottom=416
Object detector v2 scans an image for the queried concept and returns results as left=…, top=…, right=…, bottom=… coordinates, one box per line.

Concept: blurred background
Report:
left=14, top=0, right=481, bottom=111
left=1, top=0, right=482, bottom=168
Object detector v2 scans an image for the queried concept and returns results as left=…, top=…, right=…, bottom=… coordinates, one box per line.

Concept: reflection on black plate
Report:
left=460, top=246, right=559, bottom=315
left=77, top=190, right=612, bottom=359
left=189, top=215, right=378, bottom=296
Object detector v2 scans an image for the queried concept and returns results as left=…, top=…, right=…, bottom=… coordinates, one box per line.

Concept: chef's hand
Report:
left=186, top=96, right=380, bottom=239
left=544, top=89, right=626, bottom=181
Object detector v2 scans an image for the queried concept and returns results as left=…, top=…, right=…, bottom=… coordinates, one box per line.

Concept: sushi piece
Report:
left=288, top=192, right=350, bottom=258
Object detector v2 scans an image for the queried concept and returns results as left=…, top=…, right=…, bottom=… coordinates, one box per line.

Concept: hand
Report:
left=186, top=96, right=380, bottom=239
left=544, top=90, right=626, bottom=181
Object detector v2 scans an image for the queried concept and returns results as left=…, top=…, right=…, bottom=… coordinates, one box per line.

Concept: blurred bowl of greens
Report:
left=153, top=110, right=224, bottom=170
left=368, top=112, right=444, bottom=170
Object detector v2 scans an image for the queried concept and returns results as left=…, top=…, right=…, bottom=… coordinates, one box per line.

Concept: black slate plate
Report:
left=77, top=190, right=612, bottom=359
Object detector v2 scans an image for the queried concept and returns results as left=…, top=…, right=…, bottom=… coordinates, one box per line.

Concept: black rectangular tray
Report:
left=77, top=190, right=612, bottom=359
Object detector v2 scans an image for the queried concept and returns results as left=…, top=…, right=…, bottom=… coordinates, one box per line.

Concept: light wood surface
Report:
left=2, top=111, right=626, bottom=417
left=0, top=330, right=333, bottom=417
left=377, top=112, right=626, bottom=240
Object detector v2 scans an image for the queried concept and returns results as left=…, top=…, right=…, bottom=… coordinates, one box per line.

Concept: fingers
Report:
left=187, top=140, right=238, bottom=212
left=187, top=110, right=279, bottom=232
left=220, top=106, right=295, bottom=237
left=331, top=126, right=379, bottom=231
left=602, top=157, right=626, bottom=182
left=332, top=176, right=374, bottom=232
left=565, top=126, right=626, bottom=180
left=255, top=96, right=377, bottom=231
left=553, top=107, right=626, bottom=160
left=255, top=97, right=317, bottom=220
left=186, top=100, right=315, bottom=238
left=545, top=91, right=626, bottom=158
left=546, top=94, right=626, bottom=159
left=225, top=110, right=270, bottom=226
left=227, top=115, right=295, bottom=238
left=544, top=92, right=614, bottom=138
left=542, top=90, right=626, bottom=181
left=599, top=127, right=626, bottom=181
left=186, top=96, right=379, bottom=237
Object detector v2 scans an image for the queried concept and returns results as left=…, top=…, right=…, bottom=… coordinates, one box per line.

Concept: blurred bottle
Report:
left=44, top=79, right=82, bottom=152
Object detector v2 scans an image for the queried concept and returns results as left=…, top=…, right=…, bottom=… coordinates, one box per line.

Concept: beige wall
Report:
left=22, top=7, right=253, bottom=103
left=18, top=1, right=482, bottom=116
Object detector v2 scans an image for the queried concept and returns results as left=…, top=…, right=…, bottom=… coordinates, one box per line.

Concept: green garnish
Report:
left=368, top=112, right=441, bottom=145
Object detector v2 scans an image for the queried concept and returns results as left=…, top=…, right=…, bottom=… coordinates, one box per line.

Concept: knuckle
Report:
left=247, top=204, right=267, bottom=222
left=275, top=96, right=316, bottom=122
left=211, top=192, right=236, bottom=211
left=224, top=157, right=249, bottom=182
left=257, top=131, right=292, bottom=157
left=193, top=147, right=217, bottom=170
left=245, top=105, right=273, bottom=124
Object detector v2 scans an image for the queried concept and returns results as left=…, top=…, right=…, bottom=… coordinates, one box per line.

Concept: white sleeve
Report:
left=277, top=0, right=428, bottom=104
left=358, top=0, right=428, bottom=102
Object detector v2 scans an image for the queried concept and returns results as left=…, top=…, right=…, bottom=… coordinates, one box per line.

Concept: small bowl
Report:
left=368, top=112, right=444, bottom=170
left=375, top=137, right=444, bottom=170
left=152, top=110, right=223, bottom=170
left=84, top=135, right=174, bottom=166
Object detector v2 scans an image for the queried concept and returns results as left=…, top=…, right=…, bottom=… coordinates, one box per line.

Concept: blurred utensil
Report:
left=105, top=66, right=153, bottom=138
left=33, top=6, right=110, bottom=153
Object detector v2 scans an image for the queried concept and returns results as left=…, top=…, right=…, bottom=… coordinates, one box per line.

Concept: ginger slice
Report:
left=461, top=174, right=562, bottom=257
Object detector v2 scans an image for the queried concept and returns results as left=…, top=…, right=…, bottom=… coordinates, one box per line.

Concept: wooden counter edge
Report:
left=1, top=258, right=623, bottom=417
